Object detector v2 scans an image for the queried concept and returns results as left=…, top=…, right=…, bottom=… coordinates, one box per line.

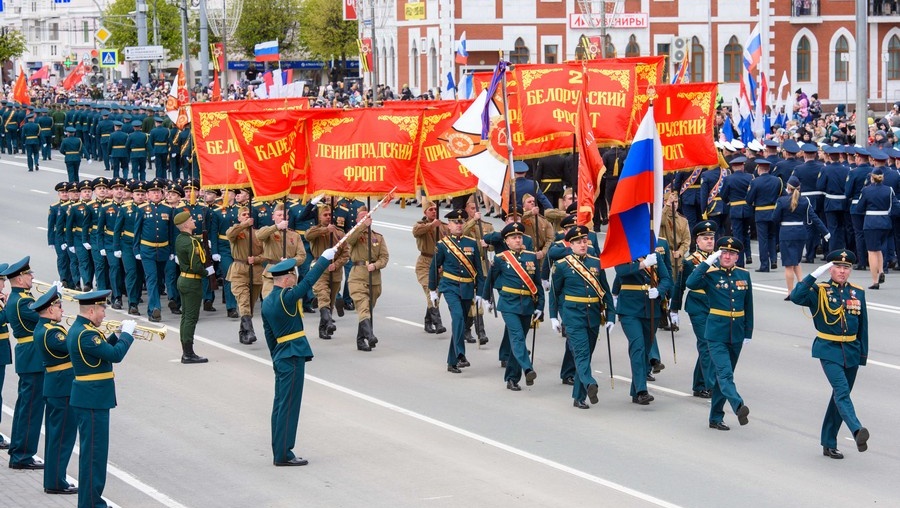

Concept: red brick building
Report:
left=372, top=0, right=899, bottom=108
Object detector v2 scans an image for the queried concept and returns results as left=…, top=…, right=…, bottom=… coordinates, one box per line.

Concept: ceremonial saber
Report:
left=606, top=325, right=614, bottom=389
left=333, top=188, right=397, bottom=251
left=530, top=316, right=538, bottom=364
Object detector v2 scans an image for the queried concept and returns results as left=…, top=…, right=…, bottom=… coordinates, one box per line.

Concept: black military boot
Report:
left=475, top=314, right=489, bottom=345
left=181, top=342, right=208, bottom=364
left=356, top=321, right=371, bottom=351
left=238, top=317, right=251, bottom=344
left=464, top=316, right=475, bottom=343
left=323, top=307, right=336, bottom=334
left=319, top=309, right=331, bottom=340
left=431, top=307, right=447, bottom=334
left=424, top=308, right=435, bottom=333
left=203, top=300, right=217, bottom=312
left=168, top=300, right=182, bottom=315
left=243, top=316, right=258, bottom=344
left=361, top=318, right=377, bottom=348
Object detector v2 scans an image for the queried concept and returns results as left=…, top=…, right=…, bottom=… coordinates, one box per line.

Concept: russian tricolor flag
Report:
left=254, top=40, right=280, bottom=62
left=455, top=31, right=468, bottom=65
left=600, top=106, right=664, bottom=268
left=743, top=23, right=762, bottom=74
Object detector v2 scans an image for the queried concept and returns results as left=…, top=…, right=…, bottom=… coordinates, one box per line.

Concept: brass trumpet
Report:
left=63, top=316, right=166, bottom=341
left=33, top=282, right=85, bottom=302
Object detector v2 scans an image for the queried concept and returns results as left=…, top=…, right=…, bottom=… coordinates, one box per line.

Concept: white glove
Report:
left=429, top=290, right=439, bottom=305
left=169, top=254, right=176, bottom=262
left=475, top=296, right=483, bottom=308
left=613, top=295, right=618, bottom=308
left=207, top=240, right=212, bottom=248
left=53, top=280, right=64, bottom=294
left=533, top=310, right=543, bottom=320
left=486, top=299, right=494, bottom=313
left=322, top=247, right=336, bottom=260
left=83, top=242, right=92, bottom=250
left=541, top=279, right=550, bottom=291
left=61, top=243, right=67, bottom=250
left=212, top=253, right=221, bottom=262
left=648, top=287, right=659, bottom=299
left=704, top=250, right=722, bottom=266
left=643, top=252, right=657, bottom=267
left=120, top=319, right=137, bottom=335
left=114, top=250, right=122, bottom=258
left=68, top=246, right=75, bottom=253
left=100, top=249, right=106, bottom=257
left=311, top=193, right=326, bottom=205
left=669, top=312, right=679, bottom=326
left=823, top=233, right=831, bottom=242
left=605, top=322, right=616, bottom=332
left=206, top=266, right=215, bottom=276
left=743, top=338, right=751, bottom=345
left=135, top=254, right=141, bottom=260
left=811, top=261, right=834, bottom=278
left=551, top=317, right=561, bottom=333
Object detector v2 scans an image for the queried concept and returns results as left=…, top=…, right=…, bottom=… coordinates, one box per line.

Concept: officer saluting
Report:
left=686, top=237, right=753, bottom=431
left=67, top=290, right=136, bottom=508
left=789, top=251, right=870, bottom=459
left=549, top=225, right=615, bottom=409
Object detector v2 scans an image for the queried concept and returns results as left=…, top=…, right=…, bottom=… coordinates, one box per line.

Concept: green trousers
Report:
left=177, top=277, right=202, bottom=345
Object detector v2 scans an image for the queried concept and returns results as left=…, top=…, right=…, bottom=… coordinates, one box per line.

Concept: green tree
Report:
left=296, top=0, right=358, bottom=79
left=104, top=0, right=185, bottom=60
left=0, top=29, right=27, bottom=63
left=232, top=0, right=302, bottom=58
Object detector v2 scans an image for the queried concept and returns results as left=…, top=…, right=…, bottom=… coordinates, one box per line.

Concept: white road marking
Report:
left=608, top=375, right=691, bottom=397
left=867, top=360, right=900, bottom=371
left=30, top=189, right=48, bottom=194
left=36, top=226, right=47, bottom=231
left=386, top=316, right=422, bottom=327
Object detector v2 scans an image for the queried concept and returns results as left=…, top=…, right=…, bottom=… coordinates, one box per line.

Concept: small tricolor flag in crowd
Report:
left=455, top=31, right=468, bottom=65
left=254, top=40, right=279, bottom=62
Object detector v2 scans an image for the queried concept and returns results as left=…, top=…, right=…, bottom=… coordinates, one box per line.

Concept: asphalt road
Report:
left=1, top=155, right=898, bottom=508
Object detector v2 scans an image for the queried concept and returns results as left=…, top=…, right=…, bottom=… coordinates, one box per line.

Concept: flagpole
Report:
left=499, top=54, right=516, bottom=219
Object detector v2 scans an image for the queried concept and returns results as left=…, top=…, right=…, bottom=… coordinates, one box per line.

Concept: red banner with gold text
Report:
left=418, top=100, right=478, bottom=199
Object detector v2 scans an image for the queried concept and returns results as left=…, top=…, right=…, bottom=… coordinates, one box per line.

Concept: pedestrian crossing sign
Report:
left=100, top=50, right=118, bottom=68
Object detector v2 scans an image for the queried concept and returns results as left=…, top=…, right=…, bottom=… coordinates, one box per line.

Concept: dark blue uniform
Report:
left=699, top=167, right=728, bottom=233
left=817, top=159, right=851, bottom=250
left=676, top=168, right=704, bottom=231
left=4, top=287, right=44, bottom=468
left=772, top=195, right=828, bottom=267
left=856, top=179, right=900, bottom=256
left=134, top=201, right=176, bottom=317
left=792, top=158, right=826, bottom=261
left=722, top=170, right=753, bottom=266
left=745, top=171, right=783, bottom=270
left=845, top=161, right=873, bottom=267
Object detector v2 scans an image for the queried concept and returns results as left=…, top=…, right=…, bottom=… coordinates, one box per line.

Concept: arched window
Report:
left=835, top=35, right=849, bottom=82
left=410, top=42, right=419, bottom=87
left=510, top=37, right=529, bottom=64
left=724, top=36, right=742, bottom=83
left=625, top=34, right=640, bottom=57
left=797, top=36, right=811, bottom=81
left=429, top=45, right=438, bottom=91
left=889, top=35, right=900, bottom=80
left=604, top=35, right=616, bottom=58
left=690, top=36, right=704, bottom=83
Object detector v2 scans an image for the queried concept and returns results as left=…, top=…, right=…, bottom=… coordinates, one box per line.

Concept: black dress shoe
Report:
left=573, top=399, right=589, bottom=409
left=128, top=305, right=140, bottom=316
left=562, top=377, right=574, bottom=385
left=651, top=360, right=665, bottom=373
left=465, top=336, right=476, bottom=344
left=755, top=268, right=770, bottom=273
left=869, top=283, right=880, bottom=290
left=203, top=301, right=217, bottom=312
left=457, top=357, right=471, bottom=368
left=632, top=392, right=653, bottom=405
left=44, top=486, right=78, bottom=494
left=587, top=384, right=599, bottom=404
left=345, top=300, right=355, bottom=311
left=855, top=427, right=869, bottom=452
left=783, top=296, right=791, bottom=301
left=111, top=299, right=122, bottom=310
left=0, top=440, right=8, bottom=450
left=525, top=369, right=537, bottom=386
left=10, top=460, right=44, bottom=470
left=506, top=380, right=521, bottom=391
left=148, top=309, right=162, bottom=322
left=693, top=390, right=712, bottom=398
left=736, top=404, right=750, bottom=425
left=227, top=309, right=240, bottom=318
left=879, top=272, right=885, bottom=284
left=822, top=447, right=844, bottom=459
left=181, top=354, right=208, bottom=364
left=771, top=263, right=778, bottom=269
left=500, top=360, right=507, bottom=368
left=709, top=421, right=730, bottom=431
left=274, top=457, right=308, bottom=466
left=447, top=365, right=461, bottom=374
left=646, top=373, right=656, bottom=382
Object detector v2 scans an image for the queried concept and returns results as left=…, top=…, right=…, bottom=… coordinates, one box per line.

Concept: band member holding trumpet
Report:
left=2, top=256, right=46, bottom=470
left=174, top=211, right=210, bottom=364
left=30, top=285, right=77, bottom=494
left=67, top=289, right=136, bottom=508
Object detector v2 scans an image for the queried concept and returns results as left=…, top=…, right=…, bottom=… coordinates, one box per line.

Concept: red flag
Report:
left=30, top=65, right=49, bottom=82
left=13, top=66, right=31, bottom=105
left=211, top=70, right=222, bottom=101
left=62, top=63, right=86, bottom=91
left=211, top=42, right=225, bottom=73
left=575, top=78, right=605, bottom=227
left=165, top=64, right=191, bottom=129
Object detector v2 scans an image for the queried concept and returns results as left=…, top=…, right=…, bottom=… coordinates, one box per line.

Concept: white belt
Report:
left=825, top=194, right=846, bottom=200
left=851, top=199, right=859, bottom=205
left=865, top=210, right=889, bottom=216
left=801, top=191, right=824, bottom=196
left=781, top=221, right=804, bottom=226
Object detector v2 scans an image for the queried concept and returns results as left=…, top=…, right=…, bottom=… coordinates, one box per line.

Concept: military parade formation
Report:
left=0, top=118, right=889, bottom=506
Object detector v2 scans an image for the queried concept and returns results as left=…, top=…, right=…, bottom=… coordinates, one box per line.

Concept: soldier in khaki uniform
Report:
left=462, top=196, right=493, bottom=345
left=412, top=199, right=449, bottom=334
left=257, top=203, right=306, bottom=299
left=305, top=205, right=350, bottom=340
left=659, top=190, right=691, bottom=329
left=344, top=208, right=389, bottom=352
left=521, top=193, right=555, bottom=262
left=226, top=206, right=264, bottom=345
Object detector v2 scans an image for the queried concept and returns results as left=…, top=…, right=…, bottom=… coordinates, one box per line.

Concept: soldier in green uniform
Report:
left=67, top=290, right=135, bottom=508
left=174, top=211, right=211, bottom=364
left=1, top=257, right=46, bottom=469
left=483, top=222, right=544, bottom=391
left=149, top=117, right=170, bottom=179
left=0, top=262, right=11, bottom=450
left=0, top=101, right=10, bottom=153
left=429, top=209, right=483, bottom=371
left=37, top=108, right=54, bottom=161
left=680, top=221, right=718, bottom=398
left=99, top=179, right=127, bottom=309
left=613, top=246, right=673, bottom=405
left=126, top=121, right=149, bottom=180
left=113, top=181, right=148, bottom=315
left=790, top=250, right=870, bottom=459
left=6, top=102, right=23, bottom=154
left=52, top=103, right=66, bottom=149
left=462, top=196, right=493, bottom=345
left=21, top=113, right=41, bottom=171
left=262, top=251, right=335, bottom=466
left=30, top=285, right=78, bottom=494
left=49, top=181, right=74, bottom=287
left=59, top=127, right=83, bottom=182
left=550, top=225, right=615, bottom=409
left=66, top=180, right=95, bottom=289
left=686, top=237, right=753, bottom=431
left=344, top=207, right=390, bottom=351
left=412, top=199, right=449, bottom=334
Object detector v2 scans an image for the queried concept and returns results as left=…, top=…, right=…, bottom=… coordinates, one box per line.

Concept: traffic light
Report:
left=89, top=57, right=104, bottom=85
